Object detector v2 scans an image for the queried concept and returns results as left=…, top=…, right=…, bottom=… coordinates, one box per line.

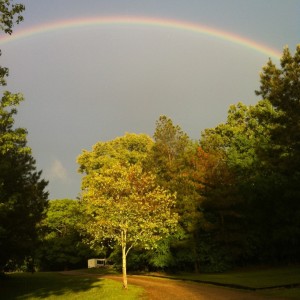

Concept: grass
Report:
left=1, top=272, right=144, bottom=300
left=170, top=266, right=300, bottom=288
left=147, top=265, right=300, bottom=299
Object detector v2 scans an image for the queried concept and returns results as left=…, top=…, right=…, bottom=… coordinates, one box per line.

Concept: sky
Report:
left=0, top=0, right=299, bottom=200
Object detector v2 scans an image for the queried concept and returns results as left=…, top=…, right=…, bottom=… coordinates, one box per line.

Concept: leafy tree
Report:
left=37, top=199, right=98, bottom=271
left=193, top=143, right=245, bottom=270
left=0, top=0, right=24, bottom=35
left=77, top=133, right=178, bottom=289
left=199, top=57, right=300, bottom=264
left=0, top=0, right=25, bottom=86
left=197, top=101, right=278, bottom=268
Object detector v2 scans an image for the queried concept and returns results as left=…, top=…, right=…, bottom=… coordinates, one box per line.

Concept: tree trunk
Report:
left=121, top=230, right=128, bottom=289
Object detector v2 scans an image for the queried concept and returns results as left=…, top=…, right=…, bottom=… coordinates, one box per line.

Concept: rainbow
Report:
left=0, top=16, right=281, bottom=59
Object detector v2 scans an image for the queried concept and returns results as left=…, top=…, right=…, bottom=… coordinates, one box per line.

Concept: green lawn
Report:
left=148, top=266, right=300, bottom=299
left=164, top=266, right=300, bottom=289
left=1, top=272, right=144, bottom=300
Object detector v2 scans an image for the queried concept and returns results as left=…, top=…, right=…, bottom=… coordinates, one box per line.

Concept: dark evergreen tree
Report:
left=0, top=2, right=48, bottom=271
left=255, top=45, right=300, bottom=263
left=0, top=94, right=48, bottom=271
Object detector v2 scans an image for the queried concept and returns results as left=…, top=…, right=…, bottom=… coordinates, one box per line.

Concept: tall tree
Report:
left=255, top=45, right=300, bottom=174
left=0, top=1, right=48, bottom=271
left=77, top=133, right=178, bottom=289
left=198, top=100, right=278, bottom=268
left=254, top=45, right=300, bottom=262
left=151, top=116, right=202, bottom=271
left=0, top=94, right=48, bottom=271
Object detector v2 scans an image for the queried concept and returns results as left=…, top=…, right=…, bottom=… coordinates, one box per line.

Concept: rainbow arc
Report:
left=0, top=16, right=281, bottom=60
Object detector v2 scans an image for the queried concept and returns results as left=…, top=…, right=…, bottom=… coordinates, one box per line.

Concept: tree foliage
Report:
left=150, top=116, right=203, bottom=271
left=195, top=45, right=300, bottom=266
left=0, top=0, right=25, bottom=87
left=0, top=0, right=24, bottom=35
left=37, top=199, right=97, bottom=271
left=77, top=133, right=178, bottom=288
left=254, top=45, right=300, bottom=262
left=256, top=45, right=300, bottom=173
left=0, top=93, right=48, bottom=271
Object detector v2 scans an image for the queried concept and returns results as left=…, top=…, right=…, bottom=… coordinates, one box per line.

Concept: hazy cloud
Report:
left=48, top=159, right=69, bottom=183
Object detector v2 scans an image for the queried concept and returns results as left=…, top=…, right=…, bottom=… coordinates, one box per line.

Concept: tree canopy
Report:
left=77, top=133, right=178, bottom=288
left=36, top=199, right=97, bottom=271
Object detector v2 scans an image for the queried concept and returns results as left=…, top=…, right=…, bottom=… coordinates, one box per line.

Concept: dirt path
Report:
left=61, top=271, right=287, bottom=300
left=105, top=275, right=287, bottom=300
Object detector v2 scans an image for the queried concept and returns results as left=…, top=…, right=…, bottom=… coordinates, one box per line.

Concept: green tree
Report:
left=0, top=2, right=48, bottom=271
left=77, top=133, right=178, bottom=289
left=0, top=0, right=25, bottom=86
left=150, top=116, right=202, bottom=271
left=0, top=0, right=24, bottom=34
left=198, top=101, right=277, bottom=268
left=256, top=45, right=300, bottom=174
left=0, top=95, right=48, bottom=271
left=254, top=45, right=300, bottom=262
left=37, top=199, right=98, bottom=271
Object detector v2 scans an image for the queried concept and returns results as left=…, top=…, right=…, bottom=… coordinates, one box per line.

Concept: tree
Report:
left=256, top=45, right=300, bottom=174
left=254, top=45, right=300, bottom=262
left=0, top=0, right=25, bottom=86
left=151, top=115, right=190, bottom=185
left=0, top=95, right=48, bottom=271
left=0, top=2, right=48, bottom=271
left=77, top=133, right=178, bottom=289
left=150, top=116, right=202, bottom=272
left=0, top=0, right=24, bottom=35
left=37, top=199, right=98, bottom=271
left=197, top=101, right=277, bottom=268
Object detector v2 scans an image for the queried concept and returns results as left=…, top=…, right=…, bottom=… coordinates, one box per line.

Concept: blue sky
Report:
left=1, top=0, right=299, bottom=199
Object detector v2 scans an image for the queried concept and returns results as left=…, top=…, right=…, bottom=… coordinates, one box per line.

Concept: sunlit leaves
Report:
left=79, top=157, right=177, bottom=251
left=77, top=133, right=178, bottom=287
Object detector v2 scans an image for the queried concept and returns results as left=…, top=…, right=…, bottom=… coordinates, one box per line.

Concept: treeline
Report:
left=37, top=45, right=300, bottom=272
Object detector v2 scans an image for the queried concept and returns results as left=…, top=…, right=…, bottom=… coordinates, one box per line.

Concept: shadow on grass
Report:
left=1, top=272, right=104, bottom=299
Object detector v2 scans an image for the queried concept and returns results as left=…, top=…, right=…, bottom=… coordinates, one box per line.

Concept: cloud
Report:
left=47, top=159, right=69, bottom=182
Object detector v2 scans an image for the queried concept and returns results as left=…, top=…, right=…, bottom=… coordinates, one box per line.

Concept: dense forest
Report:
left=0, top=0, right=299, bottom=277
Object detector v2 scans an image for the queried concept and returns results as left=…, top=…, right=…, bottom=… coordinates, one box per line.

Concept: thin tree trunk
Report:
left=121, top=230, right=128, bottom=289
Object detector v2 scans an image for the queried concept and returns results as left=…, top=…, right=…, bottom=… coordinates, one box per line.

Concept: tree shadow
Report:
left=1, top=272, right=105, bottom=299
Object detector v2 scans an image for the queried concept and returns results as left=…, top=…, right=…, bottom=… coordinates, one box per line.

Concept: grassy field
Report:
left=1, top=272, right=144, bottom=300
